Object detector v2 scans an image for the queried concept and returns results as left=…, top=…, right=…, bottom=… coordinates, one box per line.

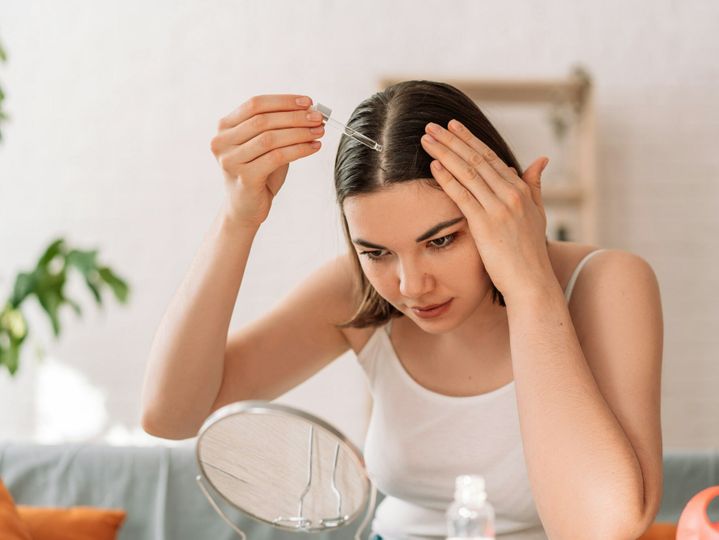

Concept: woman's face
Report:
left=343, top=181, right=496, bottom=334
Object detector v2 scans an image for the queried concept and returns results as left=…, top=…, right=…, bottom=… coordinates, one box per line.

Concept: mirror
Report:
left=195, top=401, right=376, bottom=539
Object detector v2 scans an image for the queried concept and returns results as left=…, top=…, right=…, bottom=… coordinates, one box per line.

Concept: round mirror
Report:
left=195, top=401, right=376, bottom=538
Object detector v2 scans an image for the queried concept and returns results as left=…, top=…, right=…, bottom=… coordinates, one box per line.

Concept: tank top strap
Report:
left=564, top=249, right=608, bottom=302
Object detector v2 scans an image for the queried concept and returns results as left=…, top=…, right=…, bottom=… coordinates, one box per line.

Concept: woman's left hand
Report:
left=421, top=119, right=556, bottom=300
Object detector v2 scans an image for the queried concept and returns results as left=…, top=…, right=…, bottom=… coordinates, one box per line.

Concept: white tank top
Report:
left=356, top=249, right=606, bottom=540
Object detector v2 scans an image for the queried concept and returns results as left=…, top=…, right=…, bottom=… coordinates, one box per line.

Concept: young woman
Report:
left=141, top=81, right=663, bottom=540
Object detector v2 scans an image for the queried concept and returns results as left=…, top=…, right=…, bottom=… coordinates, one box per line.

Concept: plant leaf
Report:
left=84, top=275, right=103, bottom=305
left=66, top=249, right=98, bottom=276
left=98, top=267, right=129, bottom=303
left=37, top=238, right=66, bottom=268
left=10, top=271, right=37, bottom=307
left=3, top=235, right=131, bottom=374
left=35, top=275, right=65, bottom=337
left=3, top=340, right=20, bottom=375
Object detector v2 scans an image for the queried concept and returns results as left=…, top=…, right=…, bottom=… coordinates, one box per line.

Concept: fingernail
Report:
left=426, top=122, right=440, bottom=134
left=432, top=160, right=443, bottom=171
left=296, top=97, right=311, bottom=107
left=310, top=126, right=325, bottom=134
left=307, top=111, right=323, bottom=121
left=423, top=134, right=437, bottom=144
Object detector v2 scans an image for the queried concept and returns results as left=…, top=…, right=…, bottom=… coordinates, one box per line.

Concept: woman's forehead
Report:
left=344, top=181, right=452, bottom=212
left=343, top=181, right=461, bottom=237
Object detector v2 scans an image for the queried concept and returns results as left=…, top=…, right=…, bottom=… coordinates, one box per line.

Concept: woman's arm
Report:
left=141, top=94, right=326, bottom=438
left=416, top=119, right=662, bottom=537
left=141, top=211, right=259, bottom=438
left=503, top=250, right=663, bottom=540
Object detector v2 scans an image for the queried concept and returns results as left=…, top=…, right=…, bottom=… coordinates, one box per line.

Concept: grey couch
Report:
left=0, top=442, right=372, bottom=539
left=1, top=443, right=718, bottom=539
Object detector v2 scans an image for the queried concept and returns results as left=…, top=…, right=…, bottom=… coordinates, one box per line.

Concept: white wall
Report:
left=0, top=0, right=717, bottom=449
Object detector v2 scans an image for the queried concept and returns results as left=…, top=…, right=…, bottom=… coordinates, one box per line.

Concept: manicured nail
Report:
left=449, top=119, right=463, bottom=131
left=432, top=160, right=443, bottom=171
left=307, top=111, right=323, bottom=121
left=426, top=122, right=440, bottom=134
left=296, top=97, right=311, bottom=107
left=423, top=134, right=437, bottom=144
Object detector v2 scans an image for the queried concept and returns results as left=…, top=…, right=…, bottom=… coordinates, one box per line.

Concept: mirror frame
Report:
left=195, top=400, right=374, bottom=535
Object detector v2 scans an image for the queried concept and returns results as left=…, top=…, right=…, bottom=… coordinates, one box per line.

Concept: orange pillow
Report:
left=0, top=480, right=33, bottom=540
left=16, top=506, right=126, bottom=540
left=637, top=522, right=678, bottom=540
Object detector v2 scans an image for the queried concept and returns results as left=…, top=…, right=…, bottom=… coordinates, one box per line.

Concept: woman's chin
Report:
left=404, top=302, right=462, bottom=333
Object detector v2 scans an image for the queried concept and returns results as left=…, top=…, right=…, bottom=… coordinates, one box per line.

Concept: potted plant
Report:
left=0, top=36, right=130, bottom=376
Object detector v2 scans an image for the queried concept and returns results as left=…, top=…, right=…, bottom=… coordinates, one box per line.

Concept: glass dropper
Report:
left=310, top=103, right=383, bottom=152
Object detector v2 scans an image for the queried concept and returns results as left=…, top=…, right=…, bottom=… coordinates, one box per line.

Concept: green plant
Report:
left=0, top=239, right=130, bottom=375
left=0, top=35, right=130, bottom=376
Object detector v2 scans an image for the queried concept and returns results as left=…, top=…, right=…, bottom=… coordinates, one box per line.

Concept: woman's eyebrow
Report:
left=352, top=216, right=465, bottom=249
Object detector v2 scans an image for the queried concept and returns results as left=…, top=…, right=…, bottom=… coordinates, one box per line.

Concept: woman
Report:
left=141, top=81, right=663, bottom=540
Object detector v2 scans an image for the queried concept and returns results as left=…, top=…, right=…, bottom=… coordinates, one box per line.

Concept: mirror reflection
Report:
left=195, top=401, right=372, bottom=535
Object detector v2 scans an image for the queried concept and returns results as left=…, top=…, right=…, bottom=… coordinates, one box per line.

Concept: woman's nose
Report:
left=398, top=262, right=433, bottom=299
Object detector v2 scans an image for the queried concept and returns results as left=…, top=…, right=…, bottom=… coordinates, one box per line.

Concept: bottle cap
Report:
left=309, top=103, right=332, bottom=121
left=454, top=474, right=487, bottom=505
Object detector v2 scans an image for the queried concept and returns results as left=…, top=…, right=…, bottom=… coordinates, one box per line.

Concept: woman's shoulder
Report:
left=548, top=240, right=606, bottom=294
left=549, top=241, right=656, bottom=309
left=341, top=323, right=384, bottom=356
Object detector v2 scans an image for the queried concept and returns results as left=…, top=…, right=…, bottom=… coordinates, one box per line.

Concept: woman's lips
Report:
left=413, top=301, right=448, bottom=310
left=410, top=299, right=453, bottom=319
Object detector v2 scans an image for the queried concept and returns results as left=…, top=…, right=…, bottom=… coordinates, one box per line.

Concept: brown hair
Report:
left=334, top=80, right=524, bottom=328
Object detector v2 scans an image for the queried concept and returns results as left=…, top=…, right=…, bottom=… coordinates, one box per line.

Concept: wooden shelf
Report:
left=380, top=75, right=591, bottom=108
left=542, top=185, right=584, bottom=205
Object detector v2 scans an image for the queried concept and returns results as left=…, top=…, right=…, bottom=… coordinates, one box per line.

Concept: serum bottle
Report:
left=446, top=475, right=495, bottom=540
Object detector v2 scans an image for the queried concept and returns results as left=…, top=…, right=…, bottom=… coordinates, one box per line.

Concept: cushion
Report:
left=0, top=479, right=33, bottom=540
left=16, top=506, right=126, bottom=540
left=637, top=522, right=678, bottom=540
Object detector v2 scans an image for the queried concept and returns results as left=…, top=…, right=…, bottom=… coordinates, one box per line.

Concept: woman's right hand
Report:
left=210, top=94, right=325, bottom=228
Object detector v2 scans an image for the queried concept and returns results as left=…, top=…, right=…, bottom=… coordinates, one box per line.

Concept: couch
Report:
left=1, top=442, right=718, bottom=539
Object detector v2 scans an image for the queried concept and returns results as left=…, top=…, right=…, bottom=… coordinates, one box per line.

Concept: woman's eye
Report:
left=429, top=233, right=456, bottom=249
left=361, top=250, right=386, bottom=261
left=360, top=233, right=456, bottom=261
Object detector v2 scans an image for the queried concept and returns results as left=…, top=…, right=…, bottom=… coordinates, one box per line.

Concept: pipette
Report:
left=310, top=103, right=383, bottom=152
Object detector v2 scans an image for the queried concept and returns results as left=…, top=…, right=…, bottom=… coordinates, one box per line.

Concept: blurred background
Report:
left=0, top=0, right=716, bottom=450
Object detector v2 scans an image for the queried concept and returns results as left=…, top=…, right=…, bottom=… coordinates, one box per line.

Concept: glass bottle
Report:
left=446, top=475, right=495, bottom=540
